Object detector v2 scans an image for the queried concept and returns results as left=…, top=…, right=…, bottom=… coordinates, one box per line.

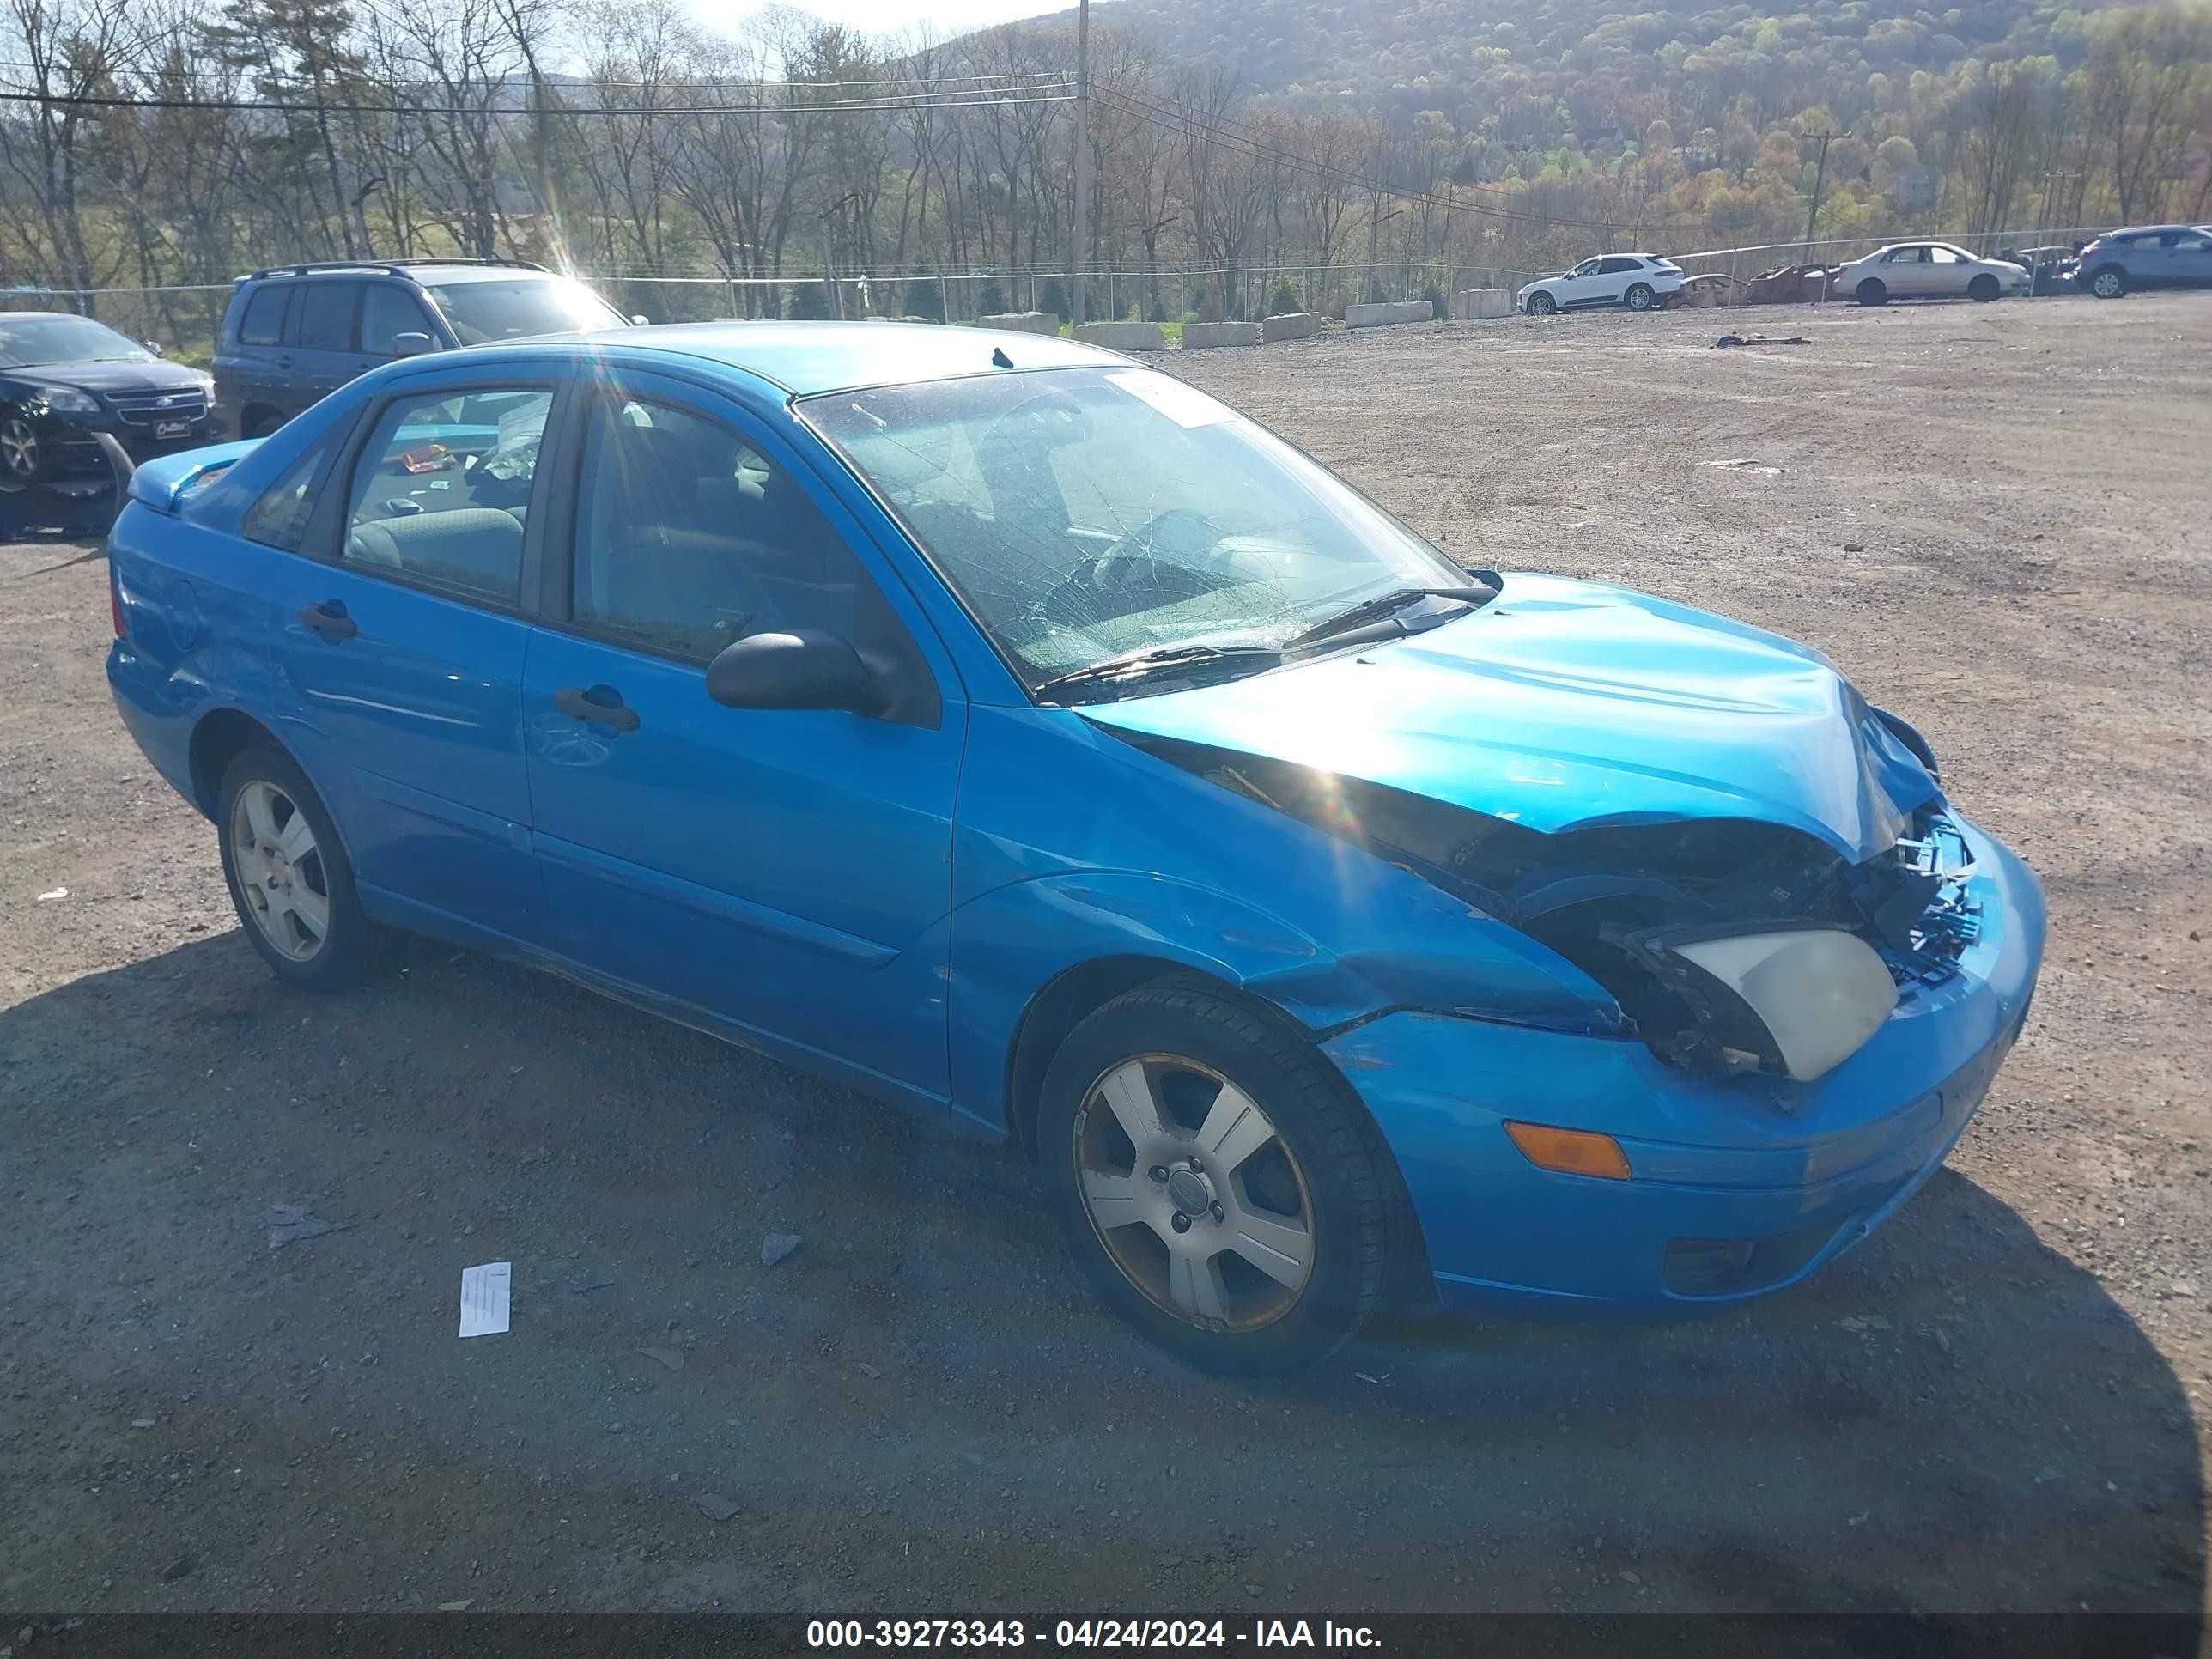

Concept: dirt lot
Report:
left=3, top=295, right=2208, bottom=1619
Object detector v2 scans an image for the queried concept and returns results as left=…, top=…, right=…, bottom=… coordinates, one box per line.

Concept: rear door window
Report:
left=292, top=283, right=360, bottom=352
left=238, top=286, right=291, bottom=346
left=341, top=386, right=554, bottom=606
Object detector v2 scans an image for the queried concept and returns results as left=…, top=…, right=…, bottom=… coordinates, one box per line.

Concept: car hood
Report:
left=7, top=362, right=203, bottom=398
left=1081, top=574, right=1940, bottom=865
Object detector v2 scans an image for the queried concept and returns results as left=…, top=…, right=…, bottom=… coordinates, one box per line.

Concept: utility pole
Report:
left=1801, top=131, right=1840, bottom=258
left=1070, top=0, right=1091, bottom=326
left=822, top=192, right=860, bottom=319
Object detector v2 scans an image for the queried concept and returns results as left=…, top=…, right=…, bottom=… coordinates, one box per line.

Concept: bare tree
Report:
left=0, top=0, right=136, bottom=302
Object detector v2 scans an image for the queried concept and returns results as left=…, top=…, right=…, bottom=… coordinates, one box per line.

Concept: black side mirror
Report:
left=706, top=629, right=884, bottom=715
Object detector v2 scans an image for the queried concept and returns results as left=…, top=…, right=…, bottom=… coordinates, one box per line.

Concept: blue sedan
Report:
left=105, top=323, right=2045, bottom=1373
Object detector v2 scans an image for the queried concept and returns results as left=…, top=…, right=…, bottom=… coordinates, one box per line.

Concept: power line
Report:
left=0, top=58, right=1073, bottom=94
left=0, top=87, right=1073, bottom=118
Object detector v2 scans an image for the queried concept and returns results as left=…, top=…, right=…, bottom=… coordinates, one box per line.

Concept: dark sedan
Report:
left=0, top=313, right=216, bottom=495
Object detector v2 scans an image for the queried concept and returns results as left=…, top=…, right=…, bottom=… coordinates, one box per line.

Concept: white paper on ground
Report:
left=458, top=1261, right=511, bottom=1339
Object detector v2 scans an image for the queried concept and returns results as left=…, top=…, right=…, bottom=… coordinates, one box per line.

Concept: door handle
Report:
left=554, top=685, right=641, bottom=732
left=298, top=599, right=356, bottom=641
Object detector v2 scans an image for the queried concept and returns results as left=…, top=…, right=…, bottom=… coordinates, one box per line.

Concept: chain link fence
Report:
left=0, top=230, right=2106, bottom=364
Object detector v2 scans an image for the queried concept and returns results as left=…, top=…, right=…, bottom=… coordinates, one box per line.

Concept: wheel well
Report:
left=240, top=404, right=283, bottom=438
left=188, top=707, right=279, bottom=817
left=1003, top=956, right=1438, bottom=1309
left=1006, top=956, right=1194, bottom=1159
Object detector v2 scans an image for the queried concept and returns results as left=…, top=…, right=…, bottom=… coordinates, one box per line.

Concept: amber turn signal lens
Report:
left=1504, top=1121, right=1632, bottom=1180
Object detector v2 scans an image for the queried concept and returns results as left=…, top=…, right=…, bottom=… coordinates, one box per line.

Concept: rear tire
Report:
left=240, top=408, right=285, bottom=440
left=1526, top=291, right=1557, bottom=316
left=1039, top=980, right=1395, bottom=1376
left=1855, top=280, right=1888, bottom=307
left=216, top=745, right=370, bottom=992
left=1623, top=283, right=1654, bottom=312
left=2087, top=265, right=2126, bottom=300
left=1968, top=274, right=2001, bottom=302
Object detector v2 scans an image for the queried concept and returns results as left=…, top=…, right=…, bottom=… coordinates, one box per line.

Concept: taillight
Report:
left=109, top=561, right=125, bottom=638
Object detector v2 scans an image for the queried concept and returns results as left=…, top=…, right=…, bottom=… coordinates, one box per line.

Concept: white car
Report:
left=1833, top=241, right=2032, bottom=307
left=1516, top=254, right=1685, bottom=315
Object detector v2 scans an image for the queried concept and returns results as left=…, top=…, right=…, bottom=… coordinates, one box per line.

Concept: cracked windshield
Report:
left=805, top=367, right=1472, bottom=696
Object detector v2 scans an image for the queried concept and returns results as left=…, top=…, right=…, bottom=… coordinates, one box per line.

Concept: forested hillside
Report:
left=0, top=0, right=2205, bottom=350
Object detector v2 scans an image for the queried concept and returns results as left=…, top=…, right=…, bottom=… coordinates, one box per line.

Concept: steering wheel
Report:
left=1042, top=507, right=1225, bottom=627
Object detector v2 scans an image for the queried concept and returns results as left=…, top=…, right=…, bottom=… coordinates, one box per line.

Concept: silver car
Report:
left=1832, top=241, right=2033, bottom=307
left=2073, top=226, right=2212, bottom=300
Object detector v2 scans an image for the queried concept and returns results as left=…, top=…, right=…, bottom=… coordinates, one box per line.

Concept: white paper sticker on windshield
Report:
left=1107, top=370, right=1235, bottom=429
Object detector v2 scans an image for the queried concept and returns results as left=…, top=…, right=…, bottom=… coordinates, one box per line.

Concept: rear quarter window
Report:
left=243, top=431, right=343, bottom=550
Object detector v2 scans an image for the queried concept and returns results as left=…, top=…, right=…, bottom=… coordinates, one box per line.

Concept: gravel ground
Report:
left=1, top=295, right=2206, bottom=1618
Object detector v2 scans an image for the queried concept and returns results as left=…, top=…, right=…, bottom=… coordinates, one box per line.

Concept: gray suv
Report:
left=214, top=258, right=633, bottom=438
left=2074, top=225, right=2212, bottom=300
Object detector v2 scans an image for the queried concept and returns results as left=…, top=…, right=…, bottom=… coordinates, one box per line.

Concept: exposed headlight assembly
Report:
left=1620, top=922, right=1899, bottom=1083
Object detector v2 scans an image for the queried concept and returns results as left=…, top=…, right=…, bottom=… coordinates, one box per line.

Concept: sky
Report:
left=692, top=0, right=1065, bottom=40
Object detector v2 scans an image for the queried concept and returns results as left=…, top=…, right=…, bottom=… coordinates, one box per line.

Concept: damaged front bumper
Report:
left=1322, top=811, right=2045, bottom=1310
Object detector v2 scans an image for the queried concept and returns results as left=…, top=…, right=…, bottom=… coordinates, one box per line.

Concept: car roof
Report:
left=558, top=320, right=1129, bottom=398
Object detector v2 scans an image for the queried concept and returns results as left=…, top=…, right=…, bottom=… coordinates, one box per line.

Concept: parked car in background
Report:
left=106, top=323, right=2043, bottom=1374
left=2073, top=226, right=2212, bottom=299
left=2008, top=247, right=2081, bottom=296
left=0, top=313, right=215, bottom=495
left=1517, top=254, right=1685, bottom=314
left=214, top=258, right=633, bottom=439
left=1832, top=242, right=2032, bottom=305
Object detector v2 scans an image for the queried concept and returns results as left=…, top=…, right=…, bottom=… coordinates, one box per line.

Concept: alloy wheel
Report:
left=0, top=416, right=40, bottom=481
left=1073, top=1054, right=1317, bottom=1332
left=229, top=780, right=332, bottom=960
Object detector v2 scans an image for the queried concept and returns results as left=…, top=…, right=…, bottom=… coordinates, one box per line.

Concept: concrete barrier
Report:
left=1179, top=321, right=1259, bottom=349
left=1346, top=300, right=1434, bottom=328
left=1261, top=311, right=1322, bottom=343
left=978, top=311, right=1060, bottom=336
left=1073, top=320, right=1166, bottom=350
left=1451, top=289, right=1512, bottom=320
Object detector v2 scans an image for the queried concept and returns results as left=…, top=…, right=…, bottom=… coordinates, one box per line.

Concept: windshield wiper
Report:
left=1285, top=583, right=1498, bottom=648
left=1032, top=641, right=1284, bottom=702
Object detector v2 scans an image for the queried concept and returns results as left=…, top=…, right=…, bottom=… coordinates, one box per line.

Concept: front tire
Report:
left=1856, top=279, right=1888, bottom=307
left=1526, top=291, right=1557, bottom=316
left=2087, top=265, right=2126, bottom=300
left=216, top=745, right=369, bottom=991
left=0, top=407, right=49, bottom=494
left=1968, top=273, right=2001, bottom=302
left=1040, top=980, right=1393, bottom=1375
left=1623, top=283, right=1655, bottom=312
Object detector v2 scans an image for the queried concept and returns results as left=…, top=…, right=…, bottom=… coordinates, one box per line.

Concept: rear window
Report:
left=238, top=286, right=290, bottom=347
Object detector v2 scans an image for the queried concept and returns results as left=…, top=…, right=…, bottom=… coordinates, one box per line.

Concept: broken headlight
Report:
left=1625, top=922, right=1899, bottom=1082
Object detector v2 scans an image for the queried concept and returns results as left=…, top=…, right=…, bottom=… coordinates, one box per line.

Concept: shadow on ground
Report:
left=0, top=931, right=2201, bottom=1615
